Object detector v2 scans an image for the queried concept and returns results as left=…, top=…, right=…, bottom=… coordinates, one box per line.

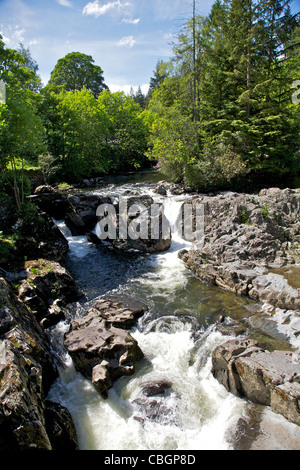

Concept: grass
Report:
left=6, top=157, right=40, bottom=171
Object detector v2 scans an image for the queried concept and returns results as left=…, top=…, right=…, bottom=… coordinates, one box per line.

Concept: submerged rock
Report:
left=64, top=299, right=145, bottom=397
left=132, top=381, right=177, bottom=425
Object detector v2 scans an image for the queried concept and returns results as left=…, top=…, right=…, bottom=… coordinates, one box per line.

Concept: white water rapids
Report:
left=48, top=186, right=300, bottom=450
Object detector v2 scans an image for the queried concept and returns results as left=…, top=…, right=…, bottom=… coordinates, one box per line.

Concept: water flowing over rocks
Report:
left=2, top=178, right=300, bottom=449
left=131, top=381, right=177, bottom=425
left=212, top=338, right=300, bottom=426
left=32, top=186, right=172, bottom=254
left=99, top=194, right=172, bottom=253
left=64, top=299, right=145, bottom=397
left=0, top=277, right=78, bottom=450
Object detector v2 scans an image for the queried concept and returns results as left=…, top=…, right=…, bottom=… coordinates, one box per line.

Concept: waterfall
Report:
left=54, top=219, right=95, bottom=259
left=49, top=187, right=248, bottom=450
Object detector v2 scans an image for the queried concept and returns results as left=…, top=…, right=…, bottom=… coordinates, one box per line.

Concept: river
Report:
left=47, top=173, right=300, bottom=451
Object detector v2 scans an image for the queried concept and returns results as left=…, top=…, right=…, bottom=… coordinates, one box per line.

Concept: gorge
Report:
left=1, top=173, right=300, bottom=450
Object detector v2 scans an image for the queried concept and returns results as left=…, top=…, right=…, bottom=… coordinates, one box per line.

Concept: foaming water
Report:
left=55, top=220, right=95, bottom=259
left=49, top=181, right=299, bottom=450
left=48, top=319, right=246, bottom=450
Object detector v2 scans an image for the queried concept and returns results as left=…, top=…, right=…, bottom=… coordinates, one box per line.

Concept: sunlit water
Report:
left=48, top=180, right=300, bottom=450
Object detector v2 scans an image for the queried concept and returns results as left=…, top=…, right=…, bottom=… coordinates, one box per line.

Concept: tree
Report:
left=146, top=60, right=174, bottom=103
left=55, top=89, right=110, bottom=181
left=0, top=36, right=45, bottom=208
left=146, top=0, right=300, bottom=189
left=98, top=90, right=149, bottom=171
left=46, top=52, right=108, bottom=98
left=133, top=86, right=146, bottom=109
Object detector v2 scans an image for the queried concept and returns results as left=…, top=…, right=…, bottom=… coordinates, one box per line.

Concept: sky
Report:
left=0, top=0, right=299, bottom=94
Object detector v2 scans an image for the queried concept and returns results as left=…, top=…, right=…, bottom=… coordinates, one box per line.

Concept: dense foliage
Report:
left=0, top=0, right=299, bottom=209
left=147, top=0, right=300, bottom=190
left=0, top=43, right=150, bottom=192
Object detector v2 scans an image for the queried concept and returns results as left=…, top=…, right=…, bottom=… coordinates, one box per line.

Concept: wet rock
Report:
left=132, top=381, right=177, bottom=425
left=92, top=363, right=113, bottom=396
left=212, top=338, right=300, bottom=426
left=44, top=401, right=79, bottom=451
left=132, top=398, right=176, bottom=425
left=64, top=299, right=145, bottom=396
left=154, top=181, right=167, bottom=196
left=10, top=211, right=69, bottom=267
left=215, top=317, right=247, bottom=337
left=78, top=176, right=107, bottom=188
left=0, top=278, right=60, bottom=450
left=31, top=185, right=72, bottom=220
left=65, top=194, right=105, bottom=235
left=97, top=195, right=172, bottom=254
left=141, top=381, right=173, bottom=397
left=93, top=298, right=145, bottom=329
left=18, top=259, right=80, bottom=328
left=228, top=404, right=300, bottom=450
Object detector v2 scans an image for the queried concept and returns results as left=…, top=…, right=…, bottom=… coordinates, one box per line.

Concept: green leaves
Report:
left=46, top=52, right=108, bottom=98
left=147, top=0, right=300, bottom=189
left=46, top=89, right=149, bottom=181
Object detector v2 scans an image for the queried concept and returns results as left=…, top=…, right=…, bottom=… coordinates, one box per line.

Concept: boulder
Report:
left=44, top=401, right=79, bottom=451
left=131, top=381, right=177, bottom=425
left=15, top=211, right=69, bottom=265
left=31, top=185, right=72, bottom=220
left=64, top=299, right=145, bottom=397
left=154, top=181, right=167, bottom=196
left=248, top=273, right=300, bottom=311
left=0, top=277, right=78, bottom=450
left=18, top=259, right=81, bottom=328
left=212, top=339, right=300, bottom=426
left=65, top=194, right=105, bottom=235
left=97, top=195, right=172, bottom=254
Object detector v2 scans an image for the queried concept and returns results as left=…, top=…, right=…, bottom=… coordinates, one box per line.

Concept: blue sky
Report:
left=0, top=0, right=299, bottom=94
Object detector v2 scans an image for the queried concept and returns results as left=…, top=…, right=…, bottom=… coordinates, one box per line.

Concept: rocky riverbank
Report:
left=212, top=338, right=300, bottom=427
left=64, top=299, right=146, bottom=397
left=0, top=277, right=78, bottom=450
left=178, top=187, right=300, bottom=313
left=1, top=182, right=300, bottom=448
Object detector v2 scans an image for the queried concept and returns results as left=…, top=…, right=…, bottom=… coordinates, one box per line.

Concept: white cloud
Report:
left=117, top=35, right=135, bottom=47
left=57, top=0, right=73, bottom=7
left=82, top=0, right=130, bottom=18
left=0, top=32, right=10, bottom=44
left=0, top=25, right=25, bottom=46
left=121, top=18, right=140, bottom=24
left=109, top=83, right=149, bottom=95
left=28, top=38, right=38, bottom=46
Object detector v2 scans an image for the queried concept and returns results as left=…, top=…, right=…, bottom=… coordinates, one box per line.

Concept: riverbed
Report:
left=47, top=174, right=300, bottom=450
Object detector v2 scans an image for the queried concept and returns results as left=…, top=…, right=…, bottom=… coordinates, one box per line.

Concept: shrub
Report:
left=184, top=146, right=248, bottom=191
